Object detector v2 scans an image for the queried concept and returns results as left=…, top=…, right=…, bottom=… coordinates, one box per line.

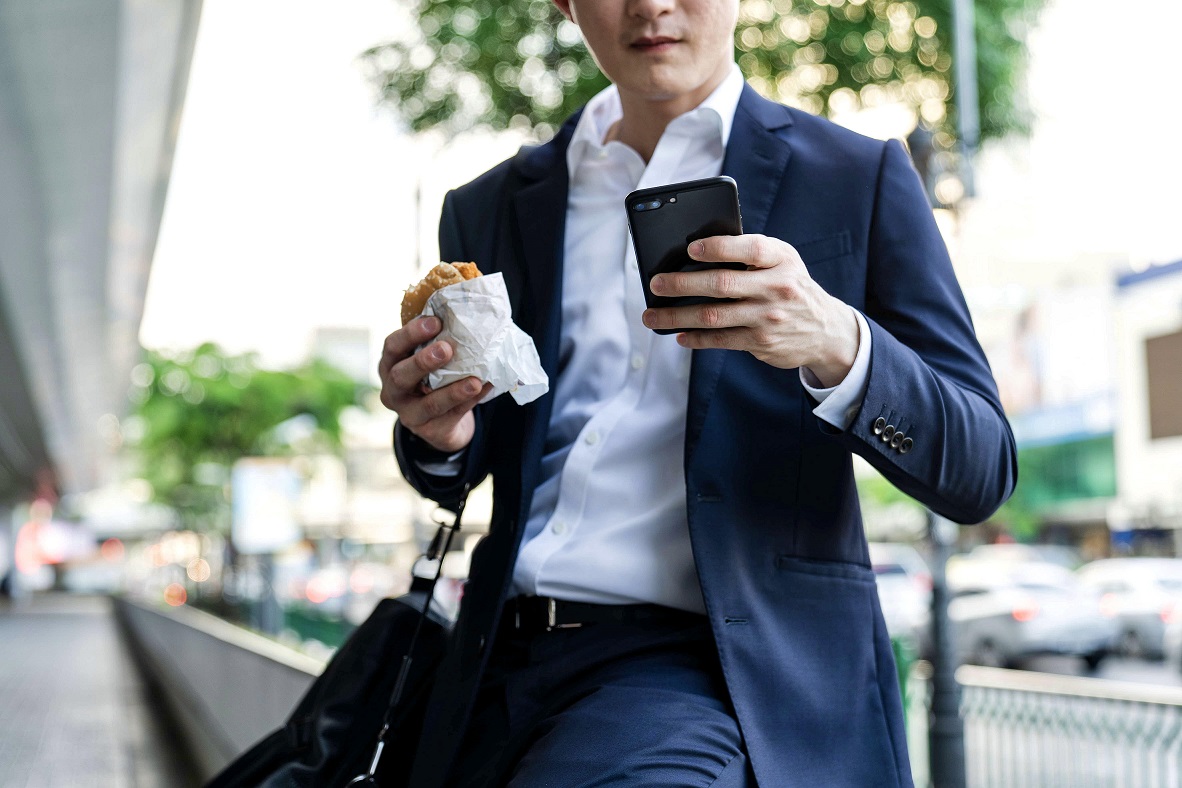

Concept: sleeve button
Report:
left=881, top=425, right=896, bottom=442
left=890, top=432, right=905, bottom=449
left=899, top=437, right=914, bottom=454
left=872, top=417, right=886, bottom=435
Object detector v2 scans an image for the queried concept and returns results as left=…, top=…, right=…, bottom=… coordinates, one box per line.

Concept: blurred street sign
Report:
left=231, top=459, right=301, bottom=555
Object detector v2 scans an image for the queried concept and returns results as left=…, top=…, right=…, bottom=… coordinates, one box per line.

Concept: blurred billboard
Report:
left=231, top=458, right=300, bottom=555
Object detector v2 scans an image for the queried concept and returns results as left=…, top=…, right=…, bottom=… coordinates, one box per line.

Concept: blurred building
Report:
left=986, top=286, right=1118, bottom=525
left=0, top=0, right=202, bottom=507
left=1, top=1, right=203, bottom=589
left=1112, top=260, right=1182, bottom=548
left=953, top=257, right=1182, bottom=557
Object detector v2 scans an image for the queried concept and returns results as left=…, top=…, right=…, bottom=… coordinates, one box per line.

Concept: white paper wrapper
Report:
left=421, top=272, right=548, bottom=405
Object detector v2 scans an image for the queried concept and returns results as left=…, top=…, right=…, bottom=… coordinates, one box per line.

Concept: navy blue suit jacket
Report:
left=396, top=86, right=1017, bottom=787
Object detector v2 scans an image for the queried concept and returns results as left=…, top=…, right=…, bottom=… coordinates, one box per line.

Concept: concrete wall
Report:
left=113, top=595, right=323, bottom=780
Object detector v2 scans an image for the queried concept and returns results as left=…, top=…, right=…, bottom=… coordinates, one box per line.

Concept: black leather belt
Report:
left=503, top=595, right=705, bottom=636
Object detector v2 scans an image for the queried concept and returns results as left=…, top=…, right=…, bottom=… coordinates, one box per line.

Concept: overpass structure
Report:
left=0, top=0, right=202, bottom=508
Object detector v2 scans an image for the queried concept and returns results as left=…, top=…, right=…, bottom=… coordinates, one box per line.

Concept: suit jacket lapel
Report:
left=504, top=125, right=575, bottom=530
left=686, top=86, right=793, bottom=464
left=511, top=135, right=571, bottom=381
left=722, top=85, right=794, bottom=236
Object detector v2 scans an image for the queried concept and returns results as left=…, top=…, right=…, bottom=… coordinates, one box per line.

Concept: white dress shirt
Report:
left=507, top=65, right=873, bottom=613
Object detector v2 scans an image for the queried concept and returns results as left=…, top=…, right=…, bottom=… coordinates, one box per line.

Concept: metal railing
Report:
left=957, top=665, right=1182, bottom=788
left=115, top=595, right=1182, bottom=787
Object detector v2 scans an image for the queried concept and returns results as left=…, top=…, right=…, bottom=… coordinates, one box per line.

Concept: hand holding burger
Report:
left=380, top=262, right=492, bottom=454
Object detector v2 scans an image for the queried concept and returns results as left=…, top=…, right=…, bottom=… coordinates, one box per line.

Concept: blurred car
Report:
left=1076, top=557, right=1182, bottom=658
left=947, top=560, right=1116, bottom=670
left=869, top=542, right=932, bottom=657
left=1160, top=604, right=1182, bottom=674
left=966, top=543, right=1082, bottom=570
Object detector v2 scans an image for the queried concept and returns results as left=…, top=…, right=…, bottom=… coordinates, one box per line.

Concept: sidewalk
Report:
left=0, top=593, right=198, bottom=788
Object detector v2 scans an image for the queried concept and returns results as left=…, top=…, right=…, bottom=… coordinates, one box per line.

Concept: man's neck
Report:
left=607, top=66, right=732, bottom=163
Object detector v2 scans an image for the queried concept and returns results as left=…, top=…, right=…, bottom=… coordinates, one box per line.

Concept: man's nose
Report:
left=628, top=0, right=677, bottom=21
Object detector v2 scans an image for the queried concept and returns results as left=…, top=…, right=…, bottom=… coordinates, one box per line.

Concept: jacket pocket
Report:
left=775, top=554, right=875, bottom=583
left=727, top=557, right=905, bottom=787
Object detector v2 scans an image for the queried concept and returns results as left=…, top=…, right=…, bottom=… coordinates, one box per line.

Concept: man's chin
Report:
left=614, top=66, right=700, bottom=101
left=630, top=79, right=706, bottom=105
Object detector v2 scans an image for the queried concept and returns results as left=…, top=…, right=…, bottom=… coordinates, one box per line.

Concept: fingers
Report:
left=642, top=301, right=771, bottom=333
left=650, top=234, right=791, bottom=299
left=385, top=339, right=455, bottom=400
left=400, top=381, right=491, bottom=454
left=378, top=316, right=443, bottom=380
left=686, top=234, right=801, bottom=271
left=377, top=314, right=492, bottom=452
left=398, top=376, right=487, bottom=430
left=650, top=235, right=809, bottom=301
left=651, top=265, right=752, bottom=299
left=674, top=328, right=754, bottom=352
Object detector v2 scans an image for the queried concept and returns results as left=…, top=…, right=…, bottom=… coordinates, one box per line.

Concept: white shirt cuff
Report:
left=800, top=308, right=872, bottom=431
left=413, top=448, right=467, bottom=477
left=415, top=458, right=464, bottom=476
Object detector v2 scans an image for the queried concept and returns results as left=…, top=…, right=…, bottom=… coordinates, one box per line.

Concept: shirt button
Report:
left=551, top=520, right=567, bottom=535
left=584, top=431, right=600, bottom=446
left=631, top=354, right=645, bottom=370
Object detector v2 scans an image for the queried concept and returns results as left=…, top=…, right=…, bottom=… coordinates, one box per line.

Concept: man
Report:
left=379, top=0, right=1017, bottom=785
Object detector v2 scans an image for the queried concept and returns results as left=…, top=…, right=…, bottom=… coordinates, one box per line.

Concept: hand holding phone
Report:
left=625, top=176, right=743, bottom=335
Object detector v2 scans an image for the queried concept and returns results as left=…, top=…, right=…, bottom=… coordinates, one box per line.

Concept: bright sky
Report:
left=141, top=0, right=1182, bottom=370
left=956, top=0, right=1182, bottom=285
left=140, top=0, right=524, bottom=371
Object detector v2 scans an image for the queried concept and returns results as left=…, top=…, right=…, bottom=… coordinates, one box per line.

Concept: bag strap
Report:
left=345, top=481, right=472, bottom=786
left=348, top=143, right=539, bottom=784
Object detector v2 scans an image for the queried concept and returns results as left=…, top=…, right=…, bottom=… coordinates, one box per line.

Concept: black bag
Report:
left=204, top=589, right=447, bottom=788
left=207, top=487, right=471, bottom=788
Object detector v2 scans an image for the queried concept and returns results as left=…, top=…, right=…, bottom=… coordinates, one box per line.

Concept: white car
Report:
left=869, top=542, right=932, bottom=658
left=947, top=560, right=1116, bottom=670
left=1076, top=557, right=1182, bottom=658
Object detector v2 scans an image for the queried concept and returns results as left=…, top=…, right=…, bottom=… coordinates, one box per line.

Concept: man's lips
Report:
left=631, top=36, right=680, bottom=52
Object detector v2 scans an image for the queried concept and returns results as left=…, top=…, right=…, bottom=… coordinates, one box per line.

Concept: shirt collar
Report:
left=566, top=63, right=746, bottom=179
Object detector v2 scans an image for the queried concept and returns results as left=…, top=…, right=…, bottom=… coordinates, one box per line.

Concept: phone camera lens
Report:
left=649, top=200, right=661, bottom=209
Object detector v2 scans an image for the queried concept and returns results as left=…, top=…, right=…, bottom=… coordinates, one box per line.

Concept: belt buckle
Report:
left=545, top=598, right=583, bottom=632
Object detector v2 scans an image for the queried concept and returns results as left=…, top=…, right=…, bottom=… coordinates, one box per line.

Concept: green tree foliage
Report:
left=859, top=465, right=1041, bottom=540
left=127, top=343, right=366, bottom=528
left=362, top=0, right=1043, bottom=144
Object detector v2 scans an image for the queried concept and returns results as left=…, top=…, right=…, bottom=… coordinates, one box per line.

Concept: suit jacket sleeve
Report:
left=824, top=139, right=1017, bottom=524
left=393, top=189, right=491, bottom=508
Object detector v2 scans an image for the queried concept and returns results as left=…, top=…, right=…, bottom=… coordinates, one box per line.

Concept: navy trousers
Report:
left=444, top=611, right=756, bottom=787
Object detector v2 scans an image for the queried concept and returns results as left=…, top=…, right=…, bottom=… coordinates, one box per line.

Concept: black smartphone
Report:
left=625, top=176, right=744, bottom=334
